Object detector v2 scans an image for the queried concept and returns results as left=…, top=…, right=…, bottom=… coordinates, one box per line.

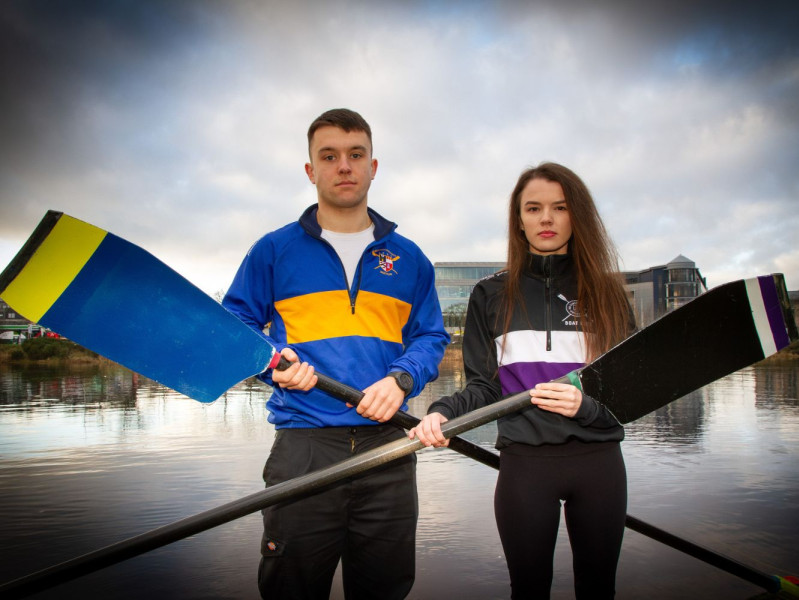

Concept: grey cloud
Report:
left=1, top=0, right=797, bottom=293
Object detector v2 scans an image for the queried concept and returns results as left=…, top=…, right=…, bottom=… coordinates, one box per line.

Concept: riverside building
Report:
left=433, top=255, right=709, bottom=332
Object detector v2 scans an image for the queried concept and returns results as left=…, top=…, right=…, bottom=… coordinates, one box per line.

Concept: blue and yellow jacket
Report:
left=223, top=204, right=450, bottom=428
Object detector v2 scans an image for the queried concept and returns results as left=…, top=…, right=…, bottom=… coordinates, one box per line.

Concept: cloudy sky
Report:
left=1, top=0, right=797, bottom=298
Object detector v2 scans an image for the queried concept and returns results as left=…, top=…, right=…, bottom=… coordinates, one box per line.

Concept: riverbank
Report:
left=2, top=337, right=796, bottom=366
left=0, top=337, right=105, bottom=364
left=770, top=339, right=799, bottom=359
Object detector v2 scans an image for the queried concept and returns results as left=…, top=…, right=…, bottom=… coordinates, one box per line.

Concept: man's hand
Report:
left=271, top=348, right=318, bottom=391
left=355, top=376, right=405, bottom=422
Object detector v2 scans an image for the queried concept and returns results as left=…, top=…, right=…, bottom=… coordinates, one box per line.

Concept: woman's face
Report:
left=519, top=178, right=572, bottom=255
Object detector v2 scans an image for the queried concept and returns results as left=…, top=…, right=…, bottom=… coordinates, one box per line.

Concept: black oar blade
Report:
left=579, top=273, right=796, bottom=423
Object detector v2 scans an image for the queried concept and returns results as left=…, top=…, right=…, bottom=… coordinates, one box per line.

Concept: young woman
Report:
left=410, top=162, right=634, bottom=599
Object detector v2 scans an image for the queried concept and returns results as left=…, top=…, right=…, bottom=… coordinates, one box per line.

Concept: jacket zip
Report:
left=348, top=240, right=382, bottom=314
left=320, top=236, right=369, bottom=315
left=349, top=259, right=364, bottom=314
left=544, top=255, right=552, bottom=351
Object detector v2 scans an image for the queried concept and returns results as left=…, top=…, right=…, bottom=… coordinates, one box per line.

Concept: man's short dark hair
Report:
left=307, top=108, right=373, bottom=155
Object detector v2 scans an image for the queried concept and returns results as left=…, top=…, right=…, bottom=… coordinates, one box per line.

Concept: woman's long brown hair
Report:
left=503, top=162, right=631, bottom=362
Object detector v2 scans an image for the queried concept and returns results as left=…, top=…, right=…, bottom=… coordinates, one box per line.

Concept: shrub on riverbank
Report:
left=0, top=337, right=100, bottom=363
left=772, top=338, right=799, bottom=359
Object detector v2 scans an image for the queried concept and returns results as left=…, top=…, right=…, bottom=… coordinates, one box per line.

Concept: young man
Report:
left=223, top=108, right=449, bottom=599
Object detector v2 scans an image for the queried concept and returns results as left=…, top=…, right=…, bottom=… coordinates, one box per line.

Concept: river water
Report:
left=0, top=351, right=797, bottom=599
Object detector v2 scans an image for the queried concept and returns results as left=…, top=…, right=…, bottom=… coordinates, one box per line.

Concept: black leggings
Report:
left=494, top=441, right=627, bottom=600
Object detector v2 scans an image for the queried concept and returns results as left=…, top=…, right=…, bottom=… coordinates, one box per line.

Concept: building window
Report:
left=434, top=265, right=503, bottom=280
left=668, top=268, right=695, bottom=282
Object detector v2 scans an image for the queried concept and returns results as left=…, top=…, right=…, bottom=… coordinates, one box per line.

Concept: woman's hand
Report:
left=271, top=348, right=318, bottom=391
left=530, top=382, right=582, bottom=417
left=408, top=412, right=450, bottom=447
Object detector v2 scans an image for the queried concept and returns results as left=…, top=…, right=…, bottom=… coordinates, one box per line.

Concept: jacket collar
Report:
left=298, top=204, right=397, bottom=241
left=524, top=251, right=574, bottom=279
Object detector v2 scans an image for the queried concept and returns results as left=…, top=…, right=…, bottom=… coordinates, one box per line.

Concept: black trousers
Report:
left=494, top=441, right=627, bottom=600
left=258, top=425, right=418, bottom=600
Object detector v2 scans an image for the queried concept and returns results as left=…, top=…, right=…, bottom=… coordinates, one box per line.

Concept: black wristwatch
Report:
left=388, top=371, right=414, bottom=397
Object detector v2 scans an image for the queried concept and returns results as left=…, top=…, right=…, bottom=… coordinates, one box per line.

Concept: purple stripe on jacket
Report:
left=499, top=361, right=585, bottom=395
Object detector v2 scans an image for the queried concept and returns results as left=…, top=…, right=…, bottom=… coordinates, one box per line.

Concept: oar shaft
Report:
left=2, top=376, right=788, bottom=598
left=277, top=356, right=501, bottom=469
left=307, top=369, right=794, bottom=596
left=0, top=387, right=539, bottom=598
left=624, top=515, right=781, bottom=594
left=317, top=371, right=501, bottom=468
left=0, top=435, right=424, bottom=599
left=0, top=388, right=527, bottom=598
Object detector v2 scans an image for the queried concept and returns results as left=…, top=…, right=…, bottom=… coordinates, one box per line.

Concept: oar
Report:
left=0, top=390, right=536, bottom=599
left=283, top=355, right=500, bottom=469
left=0, top=211, right=495, bottom=465
left=306, top=377, right=799, bottom=598
left=624, top=515, right=799, bottom=597
left=4, top=385, right=798, bottom=599
left=1, top=211, right=798, bottom=596
left=1, top=211, right=796, bottom=423
left=0, top=209, right=794, bottom=475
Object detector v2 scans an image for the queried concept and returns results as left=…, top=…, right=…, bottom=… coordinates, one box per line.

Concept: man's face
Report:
left=305, top=126, right=378, bottom=210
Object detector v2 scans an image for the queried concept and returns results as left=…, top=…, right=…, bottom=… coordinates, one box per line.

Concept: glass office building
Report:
left=435, top=255, right=709, bottom=331
left=623, top=254, right=707, bottom=327
left=434, top=262, right=505, bottom=312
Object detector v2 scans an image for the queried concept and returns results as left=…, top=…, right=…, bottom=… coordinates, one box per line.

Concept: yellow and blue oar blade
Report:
left=0, top=211, right=279, bottom=402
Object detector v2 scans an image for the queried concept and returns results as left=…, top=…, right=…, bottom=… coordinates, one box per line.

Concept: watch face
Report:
left=399, top=373, right=412, bottom=391
left=392, top=372, right=413, bottom=394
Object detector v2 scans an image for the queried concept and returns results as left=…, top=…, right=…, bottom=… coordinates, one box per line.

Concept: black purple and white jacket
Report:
left=428, top=252, right=624, bottom=450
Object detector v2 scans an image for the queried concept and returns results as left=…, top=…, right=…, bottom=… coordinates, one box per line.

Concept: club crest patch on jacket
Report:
left=558, top=293, right=581, bottom=326
left=372, top=249, right=400, bottom=275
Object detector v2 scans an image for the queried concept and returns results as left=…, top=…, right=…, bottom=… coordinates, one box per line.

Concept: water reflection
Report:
left=754, top=360, right=799, bottom=409
left=625, top=388, right=706, bottom=446
left=0, top=354, right=797, bottom=600
left=0, top=363, right=138, bottom=405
